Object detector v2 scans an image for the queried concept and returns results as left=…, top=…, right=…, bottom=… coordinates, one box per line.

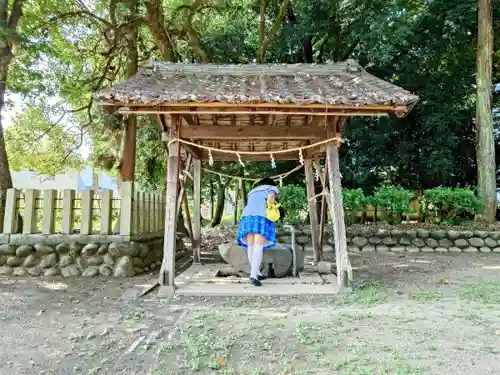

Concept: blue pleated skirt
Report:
left=237, top=215, right=276, bottom=250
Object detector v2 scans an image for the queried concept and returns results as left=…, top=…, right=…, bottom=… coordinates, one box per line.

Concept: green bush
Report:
left=371, top=186, right=414, bottom=224
left=420, top=187, right=483, bottom=225
left=343, top=188, right=367, bottom=225
left=279, top=184, right=307, bottom=224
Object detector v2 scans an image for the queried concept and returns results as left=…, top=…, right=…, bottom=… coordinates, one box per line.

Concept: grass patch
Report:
left=408, top=288, right=441, bottom=302
left=336, top=280, right=389, bottom=305
left=459, top=281, right=500, bottom=304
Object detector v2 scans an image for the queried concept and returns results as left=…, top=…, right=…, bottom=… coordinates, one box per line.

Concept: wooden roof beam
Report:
left=179, top=125, right=327, bottom=140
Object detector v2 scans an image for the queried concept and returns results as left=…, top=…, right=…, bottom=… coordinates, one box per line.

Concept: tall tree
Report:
left=476, top=0, right=496, bottom=222
left=0, top=0, right=24, bottom=190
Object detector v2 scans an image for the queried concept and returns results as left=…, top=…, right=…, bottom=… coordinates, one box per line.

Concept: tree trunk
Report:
left=0, top=0, right=23, bottom=192
left=119, top=0, right=139, bottom=182
left=233, top=182, right=240, bottom=225
left=241, top=180, right=248, bottom=207
left=211, top=178, right=230, bottom=227
left=0, top=0, right=25, bottom=231
left=476, top=0, right=496, bottom=223
left=209, top=179, right=215, bottom=219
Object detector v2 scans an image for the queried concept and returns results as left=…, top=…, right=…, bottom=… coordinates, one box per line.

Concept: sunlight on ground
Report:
left=38, top=281, right=68, bottom=291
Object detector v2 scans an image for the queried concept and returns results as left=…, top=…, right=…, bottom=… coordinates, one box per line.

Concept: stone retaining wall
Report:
left=276, top=226, right=500, bottom=253
left=0, top=236, right=172, bottom=277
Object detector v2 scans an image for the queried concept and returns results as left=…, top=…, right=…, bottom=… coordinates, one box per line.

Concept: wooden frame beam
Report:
left=192, top=158, right=202, bottom=263
left=98, top=101, right=401, bottom=111
left=195, top=152, right=327, bottom=162
left=180, top=125, right=327, bottom=140
left=325, top=117, right=349, bottom=289
left=121, top=109, right=389, bottom=117
left=304, top=159, right=321, bottom=263
left=160, top=115, right=181, bottom=293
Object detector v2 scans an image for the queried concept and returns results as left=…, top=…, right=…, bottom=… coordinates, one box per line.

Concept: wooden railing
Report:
left=0, top=182, right=165, bottom=237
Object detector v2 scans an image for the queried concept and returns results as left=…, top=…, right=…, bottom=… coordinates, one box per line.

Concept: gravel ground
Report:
left=1, top=252, right=500, bottom=375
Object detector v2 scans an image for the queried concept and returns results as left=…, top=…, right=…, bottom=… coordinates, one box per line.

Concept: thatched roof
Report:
left=95, top=60, right=418, bottom=109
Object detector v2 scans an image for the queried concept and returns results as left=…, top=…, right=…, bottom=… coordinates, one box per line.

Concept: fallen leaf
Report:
left=495, top=330, right=500, bottom=335
left=439, top=279, right=450, bottom=284
left=216, top=358, right=226, bottom=367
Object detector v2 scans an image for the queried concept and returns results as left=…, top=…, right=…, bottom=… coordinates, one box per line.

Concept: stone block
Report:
left=454, top=239, right=469, bottom=248
left=484, top=238, right=497, bottom=248
left=391, top=246, right=405, bottom=253
left=405, top=246, right=420, bottom=253
left=425, top=238, right=438, bottom=248
left=473, top=231, right=488, bottom=238
left=416, top=229, right=429, bottom=238
left=463, top=247, right=478, bottom=253
left=219, top=242, right=302, bottom=278
left=479, top=247, right=491, bottom=253
left=435, top=247, right=448, bottom=253
left=459, top=231, right=473, bottom=239
left=376, top=245, right=389, bottom=253
left=448, top=247, right=462, bottom=253
left=352, top=236, right=368, bottom=247
left=468, top=238, right=484, bottom=247
left=412, top=238, right=425, bottom=247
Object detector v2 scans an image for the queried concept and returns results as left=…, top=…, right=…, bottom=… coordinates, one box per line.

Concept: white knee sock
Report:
left=250, top=244, right=264, bottom=279
left=247, top=245, right=253, bottom=266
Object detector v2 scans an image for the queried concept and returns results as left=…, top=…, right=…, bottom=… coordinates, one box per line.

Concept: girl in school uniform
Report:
left=237, top=177, right=282, bottom=286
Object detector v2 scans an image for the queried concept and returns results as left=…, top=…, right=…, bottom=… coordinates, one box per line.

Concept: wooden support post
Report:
left=0, top=189, right=5, bottom=233
left=119, top=182, right=134, bottom=236
left=182, top=186, right=194, bottom=241
left=80, top=190, right=94, bottom=235
left=160, top=115, right=181, bottom=291
left=193, top=157, right=202, bottom=264
left=176, top=154, right=192, bottom=223
left=304, top=159, right=321, bottom=263
left=139, top=191, right=146, bottom=235
left=42, top=189, right=57, bottom=235
left=326, top=140, right=349, bottom=288
left=3, top=188, right=20, bottom=234
left=23, top=189, right=39, bottom=234
left=100, top=189, right=113, bottom=235
left=151, top=193, right=157, bottom=233
left=318, top=163, right=328, bottom=251
left=61, top=189, right=75, bottom=234
left=132, top=190, right=140, bottom=235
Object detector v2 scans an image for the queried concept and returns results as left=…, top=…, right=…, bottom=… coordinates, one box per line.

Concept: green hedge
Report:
left=342, top=186, right=483, bottom=225
left=279, top=184, right=484, bottom=226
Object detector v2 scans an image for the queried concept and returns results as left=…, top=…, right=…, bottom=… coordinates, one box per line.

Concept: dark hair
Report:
left=252, top=177, right=276, bottom=189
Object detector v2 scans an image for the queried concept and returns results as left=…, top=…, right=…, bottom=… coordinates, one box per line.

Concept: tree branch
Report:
left=7, top=0, right=23, bottom=29
left=144, top=0, right=175, bottom=61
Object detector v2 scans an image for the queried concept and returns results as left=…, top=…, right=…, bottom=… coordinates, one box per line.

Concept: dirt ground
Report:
left=1, top=252, right=500, bottom=375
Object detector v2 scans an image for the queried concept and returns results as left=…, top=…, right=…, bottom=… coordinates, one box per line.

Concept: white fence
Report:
left=0, top=182, right=165, bottom=237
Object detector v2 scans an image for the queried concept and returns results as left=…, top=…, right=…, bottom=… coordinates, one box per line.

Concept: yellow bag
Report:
left=266, top=201, right=281, bottom=222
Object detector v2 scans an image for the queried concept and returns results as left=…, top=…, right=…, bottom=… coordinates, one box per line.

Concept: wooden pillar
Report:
left=61, top=189, right=75, bottom=234
left=304, top=159, right=321, bottom=263
left=160, top=115, right=181, bottom=291
left=326, top=137, right=349, bottom=288
left=100, top=189, right=113, bottom=235
left=193, top=157, right=202, bottom=263
left=42, top=189, right=57, bottom=235
left=80, top=190, right=93, bottom=235
left=318, top=162, right=328, bottom=251
left=3, top=188, right=20, bottom=234
left=23, top=189, right=39, bottom=234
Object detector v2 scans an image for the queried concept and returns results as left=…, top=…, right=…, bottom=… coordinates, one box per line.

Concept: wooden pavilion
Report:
left=95, top=60, right=418, bottom=293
